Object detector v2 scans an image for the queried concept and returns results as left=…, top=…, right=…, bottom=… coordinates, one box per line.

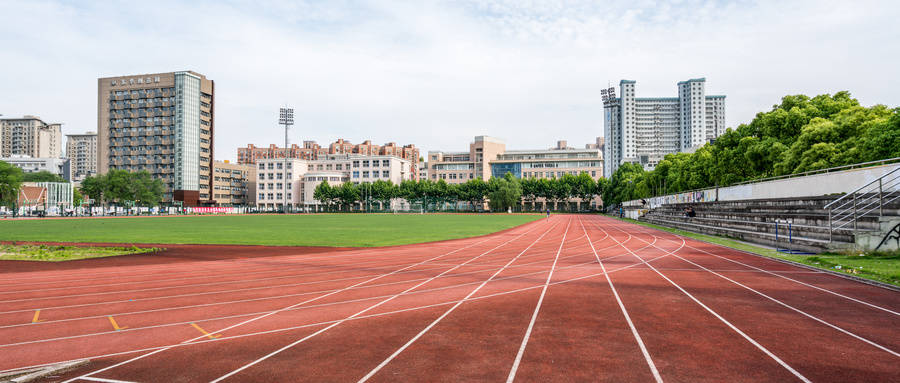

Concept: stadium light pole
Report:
left=279, top=107, right=294, bottom=214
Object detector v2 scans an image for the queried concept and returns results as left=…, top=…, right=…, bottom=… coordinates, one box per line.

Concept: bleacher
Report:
left=639, top=195, right=900, bottom=253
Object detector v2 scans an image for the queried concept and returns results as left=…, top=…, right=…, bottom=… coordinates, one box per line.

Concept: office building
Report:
left=212, top=160, right=256, bottom=206
left=428, top=136, right=602, bottom=184
left=98, top=71, right=215, bottom=206
left=0, top=116, right=62, bottom=158
left=603, top=78, right=726, bottom=176
left=2, top=155, right=71, bottom=181
left=238, top=139, right=421, bottom=179
left=66, top=132, right=98, bottom=182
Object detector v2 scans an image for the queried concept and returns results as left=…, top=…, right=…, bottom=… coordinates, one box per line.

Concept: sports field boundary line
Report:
left=208, top=217, right=565, bottom=382
left=622, top=224, right=900, bottom=358
left=0, top=237, right=644, bottom=344
left=606, top=222, right=813, bottom=383
left=0, top=242, right=682, bottom=375
left=505, top=218, right=572, bottom=382
left=583, top=219, right=663, bottom=382
left=609, top=215, right=900, bottom=292
left=616, top=218, right=900, bottom=314
left=63, top=215, right=553, bottom=383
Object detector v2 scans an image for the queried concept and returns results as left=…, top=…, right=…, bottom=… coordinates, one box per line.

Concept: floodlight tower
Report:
left=279, top=107, right=294, bottom=213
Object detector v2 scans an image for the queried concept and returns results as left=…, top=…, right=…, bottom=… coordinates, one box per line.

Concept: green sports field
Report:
left=0, top=214, right=542, bottom=247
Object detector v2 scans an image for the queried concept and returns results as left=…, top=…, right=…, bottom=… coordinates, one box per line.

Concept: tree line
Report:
left=602, top=91, right=900, bottom=206
left=80, top=170, right=165, bottom=206
left=313, top=172, right=601, bottom=212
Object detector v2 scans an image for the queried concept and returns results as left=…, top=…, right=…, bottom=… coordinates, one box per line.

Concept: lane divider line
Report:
left=190, top=323, right=221, bottom=340
left=107, top=316, right=128, bottom=331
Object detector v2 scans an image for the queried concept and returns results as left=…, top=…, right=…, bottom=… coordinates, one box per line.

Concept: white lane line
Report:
left=211, top=219, right=564, bottom=383
left=607, top=222, right=812, bottom=383
left=505, top=218, right=573, bottom=383
left=582, top=219, right=663, bottom=382
left=78, top=377, right=138, bottom=383
left=0, top=235, right=642, bottom=349
left=4, top=245, right=675, bottom=376
left=629, top=225, right=900, bottom=317
left=624, top=230, right=900, bottom=358
left=62, top=220, right=547, bottom=383
left=357, top=217, right=571, bottom=383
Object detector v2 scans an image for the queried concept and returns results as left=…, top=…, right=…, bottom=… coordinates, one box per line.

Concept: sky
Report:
left=1, top=0, right=898, bottom=161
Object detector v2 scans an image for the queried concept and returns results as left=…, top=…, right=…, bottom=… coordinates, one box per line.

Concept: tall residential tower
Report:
left=97, top=71, right=215, bottom=205
left=0, top=115, right=62, bottom=158
left=603, top=78, right=726, bottom=176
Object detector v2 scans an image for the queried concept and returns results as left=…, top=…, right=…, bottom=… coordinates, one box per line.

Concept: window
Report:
left=362, top=171, right=369, bottom=178
left=382, top=160, right=390, bottom=167
left=258, top=163, right=264, bottom=170
left=353, top=171, right=360, bottom=178
left=259, top=193, right=265, bottom=200
left=363, top=160, right=370, bottom=167
left=383, top=170, right=389, bottom=178
left=352, top=161, right=360, bottom=168
left=268, top=163, right=274, bottom=170
left=277, top=163, right=283, bottom=170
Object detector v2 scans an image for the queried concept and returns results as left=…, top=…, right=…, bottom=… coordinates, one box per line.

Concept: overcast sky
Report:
left=1, top=0, right=897, bottom=161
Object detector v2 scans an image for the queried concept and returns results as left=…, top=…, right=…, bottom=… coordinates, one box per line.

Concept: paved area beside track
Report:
left=0, top=215, right=897, bottom=382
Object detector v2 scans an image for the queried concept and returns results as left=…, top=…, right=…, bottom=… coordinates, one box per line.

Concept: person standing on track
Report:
left=545, top=209, right=550, bottom=218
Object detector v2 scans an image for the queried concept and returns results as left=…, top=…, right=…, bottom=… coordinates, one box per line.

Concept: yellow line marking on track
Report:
left=32, top=310, right=43, bottom=323
left=108, top=316, right=128, bottom=331
left=190, top=322, right=221, bottom=339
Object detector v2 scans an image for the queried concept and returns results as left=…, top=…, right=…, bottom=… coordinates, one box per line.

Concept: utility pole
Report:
left=279, top=107, right=294, bottom=214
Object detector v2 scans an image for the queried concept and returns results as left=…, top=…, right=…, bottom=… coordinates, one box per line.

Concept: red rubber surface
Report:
left=0, top=215, right=897, bottom=382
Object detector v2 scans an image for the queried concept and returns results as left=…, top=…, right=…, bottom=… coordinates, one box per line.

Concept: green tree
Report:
left=369, top=180, right=397, bottom=210
left=572, top=172, right=597, bottom=210
left=129, top=171, right=164, bottom=206
left=336, top=182, right=360, bottom=211
left=0, top=160, right=24, bottom=209
left=22, top=171, right=66, bottom=183
left=457, top=178, right=488, bottom=211
left=487, top=175, right=522, bottom=212
left=313, top=180, right=335, bottom=210
left=80, top=174, right=106, bottom=205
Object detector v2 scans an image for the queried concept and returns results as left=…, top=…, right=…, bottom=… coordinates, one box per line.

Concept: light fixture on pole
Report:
left=279, top=107, right=294, bottom=213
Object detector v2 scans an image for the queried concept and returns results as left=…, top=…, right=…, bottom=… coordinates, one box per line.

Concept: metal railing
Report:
left=825, top=166, right=900, bottom=241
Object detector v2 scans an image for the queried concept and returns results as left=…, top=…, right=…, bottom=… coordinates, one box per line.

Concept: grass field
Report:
left=613, top=216, right=900, bottom=287
left=0, top=214, right=542, bottom=247
left=0, top=244, right=160, bottom=261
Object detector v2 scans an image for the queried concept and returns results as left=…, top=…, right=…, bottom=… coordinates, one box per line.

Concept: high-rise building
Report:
left=603, top=78, right=726, bottom=176
left=0, top=116, right=62, bottom=158
left=97, top=71, right=215, bottom=206
left=212, top=160, right=256, bottom=206
left=65, top=132, right=97, bottom=182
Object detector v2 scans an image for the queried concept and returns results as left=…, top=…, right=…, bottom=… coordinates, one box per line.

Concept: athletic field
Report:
left=0, top=214, right=540, bottom=247
left=0, top=215, right=896, bottom=382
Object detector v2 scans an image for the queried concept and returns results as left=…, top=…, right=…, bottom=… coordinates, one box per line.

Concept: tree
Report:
left=457, top=178, right=488, bottom=211
left=129, top=171, right=164, bottom=206
left=80, top=174, right=106, bottom=205
left=73, top=188, right=84, bottom=207
left=369, top=180, right=397, bottom=210
left=336, top=182, right=360, bottom=211
left=0, top=160, right=24, bottom=209
left=22, top=171, right=66, bottom=183
left=313, top=180, right=335, bottom=210
left=487, top=175, right=522, bottom=212
left=572, top=172, right=597, bottom=210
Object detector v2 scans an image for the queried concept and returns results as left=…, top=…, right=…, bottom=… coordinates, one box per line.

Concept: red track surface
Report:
left=1, top=215, right=897, bottom=382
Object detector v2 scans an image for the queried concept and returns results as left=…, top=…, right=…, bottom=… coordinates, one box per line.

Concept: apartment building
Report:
left=1, top=155, right=71, bottom=181
left=212, top=160, right=256, bottom=206
left=254, top=154, right=411, bottom=210
left=0, top=116, right=62, bottom=158
left=238, top=139, right=421, bottom=179
left=65, top=132, right=97, bottom=182
left=429, top=136, right=603, bottom=183
left=98, top=71, right=215, bottom=206
left=603, top=78, right=726, bottom=176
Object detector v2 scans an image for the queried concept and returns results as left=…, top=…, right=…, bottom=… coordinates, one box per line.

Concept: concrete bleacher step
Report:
left=643, top=212, right=859, bottom=242
left=641, top=216, right=833, bottom=254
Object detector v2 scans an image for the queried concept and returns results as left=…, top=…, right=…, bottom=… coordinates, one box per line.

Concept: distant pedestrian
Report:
left=545, top=209, right=550, bottom=218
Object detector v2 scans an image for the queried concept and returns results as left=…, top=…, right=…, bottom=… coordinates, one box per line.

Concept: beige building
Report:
left=429, top=136, right=603, bottom=183
left=427, top=136, right=506, bottom=184
left=1, top=116, right=62, bottom=158
left=238, top=139, right=421, bottom=180
left=98, top=71, right=215, bottom=206
left=212, top=161, right=256, bottom=206
left=255, top=154, right=411, bottom=210
left=66, top=132, right=97, bottom=182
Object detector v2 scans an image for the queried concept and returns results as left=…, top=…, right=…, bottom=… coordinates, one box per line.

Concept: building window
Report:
left=362, top=171, right=369, bottom=178
left=353, top=171, right=360, bottom=178
left=383, top=170, right=389, bottom=178
left=382, top=160, right=390, bottom=167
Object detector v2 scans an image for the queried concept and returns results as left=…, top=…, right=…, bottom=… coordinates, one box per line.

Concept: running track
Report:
left=1, top=215, right=897, bottom=382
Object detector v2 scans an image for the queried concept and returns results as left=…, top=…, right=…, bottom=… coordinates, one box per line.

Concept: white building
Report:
left=254, top=154, right=411, bottom=210
left=603, top=78, right=726, bottom=176
left=2, top=155, right=71, bottom=181
left=65, top=132, right=98, bottom=182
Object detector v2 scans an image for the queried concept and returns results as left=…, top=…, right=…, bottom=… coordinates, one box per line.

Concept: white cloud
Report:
left=0, top=0, right=897, bottom=161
